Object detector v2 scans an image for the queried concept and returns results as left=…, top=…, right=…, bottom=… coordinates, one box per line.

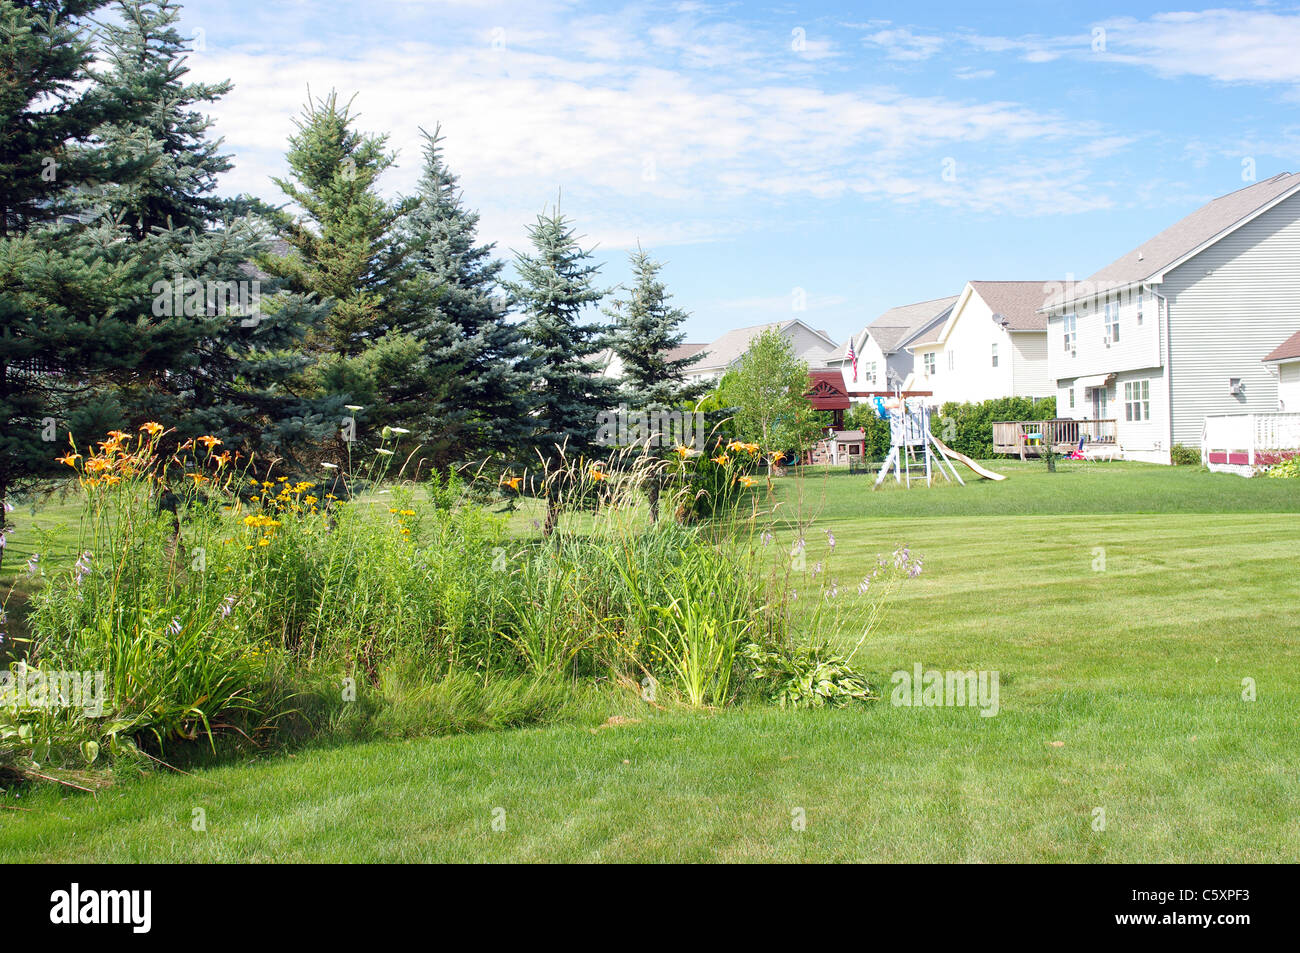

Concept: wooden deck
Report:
left=992, top=418, right=1118, bottom=457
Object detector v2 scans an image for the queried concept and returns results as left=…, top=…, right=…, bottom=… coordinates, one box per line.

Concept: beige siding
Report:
left=1010, top=331, right=1052, bottom=398
left=1161, top=193, right=1300, bottom=446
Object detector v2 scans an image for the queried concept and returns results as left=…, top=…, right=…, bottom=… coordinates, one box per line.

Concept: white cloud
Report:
left=183, top=2, right=1132, bottom=256
left=1096, top=9, right=1300, bottom=85
left=859, top=26, right=945, bottom=61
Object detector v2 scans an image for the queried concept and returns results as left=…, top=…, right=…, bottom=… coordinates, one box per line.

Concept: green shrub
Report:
left=1262, top=451, right=1300, bottom=478
left=934, top=396, right=1057, bottom=459
left=1170, top=443, right=1201, bottom=466
left=844, top=404, right=893, bottom=458
left=741, top=641, right=874, bottom=708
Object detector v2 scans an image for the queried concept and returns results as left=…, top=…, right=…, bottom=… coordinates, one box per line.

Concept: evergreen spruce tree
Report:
left=395, top=126, right=534, bottom=467
left=505, top=206, right=616, bottom=462
left=605, top=245, right=705, bottom=409
left=603, top=246, right=705, bottom=520
left=264, top=90, right=411, bottom=359
left=0, top=0, right=112, bottom=235
left=83, top=1, right=338, bottom=468
left=0, top=0, right=136, bottom=571
left=88, top=0, right=232, bottom=237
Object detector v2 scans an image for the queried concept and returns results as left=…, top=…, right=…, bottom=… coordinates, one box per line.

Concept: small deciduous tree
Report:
left=718, top=329, right=823, bottom=459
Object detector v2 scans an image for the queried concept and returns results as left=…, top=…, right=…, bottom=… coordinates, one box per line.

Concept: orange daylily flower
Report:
left=139, top=421, right=164, bottom=436
left=197, top=435, right=222, bottom=450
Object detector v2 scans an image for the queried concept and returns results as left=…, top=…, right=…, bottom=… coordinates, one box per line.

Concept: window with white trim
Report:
left=924, top=352, right=935, bottom=376
left=1105, top=298, right=1120, bottom=344
left=1068, top=387, right=1075, bottom=409
left=991, top=343, right=998, bottom=367
left=1063, top=313, right=1077, bottom=352
left=948, top=350, right=955, bottom=371
left=1124, top=380, right=1150, bottom=421
left=1136, top=291, right=1143, bottom=326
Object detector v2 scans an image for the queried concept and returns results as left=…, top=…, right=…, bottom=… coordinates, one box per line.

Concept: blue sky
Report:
left=176, top=0, right=1300, bottom=345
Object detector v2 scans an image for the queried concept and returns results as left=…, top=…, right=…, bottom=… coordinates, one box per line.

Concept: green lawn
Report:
left=3, top=462, right=1299, bottom=862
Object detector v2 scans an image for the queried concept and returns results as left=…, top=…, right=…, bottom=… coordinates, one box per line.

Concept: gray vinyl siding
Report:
left=1161, top=192, right=1300, bottom=447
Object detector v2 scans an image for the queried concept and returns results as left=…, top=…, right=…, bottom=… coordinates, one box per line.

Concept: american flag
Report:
left=847, top=336, right=858, bottom=379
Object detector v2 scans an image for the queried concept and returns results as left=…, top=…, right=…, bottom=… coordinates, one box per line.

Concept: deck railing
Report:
left=1202, top=412, right=1300, bottom=468
left=992, top=418, right=1117, bottom=455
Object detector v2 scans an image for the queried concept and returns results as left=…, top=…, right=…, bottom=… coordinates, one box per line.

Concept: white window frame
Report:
left=991, top=343, right=998, bottom=367
left=1105, top=298, right=1120, bottom=345
left=1124, top=379, right=1150, bottom=422
left=924, top=352, right=935, bottom=376
left=1063, top=313, right=1077, bottom=353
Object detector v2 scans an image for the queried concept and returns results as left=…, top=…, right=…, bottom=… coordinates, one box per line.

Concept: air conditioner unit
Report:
left=1229, top=378, right=1245, bottom=397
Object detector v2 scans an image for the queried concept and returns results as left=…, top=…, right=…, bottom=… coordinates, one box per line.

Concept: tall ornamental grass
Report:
left=4, top=424, right=917, bottom=786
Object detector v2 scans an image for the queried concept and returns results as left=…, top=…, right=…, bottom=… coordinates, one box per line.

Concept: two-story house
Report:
left=904, top=281, right=1053, bottom=406
left=830, top=296, right=957, bottom=399
left=1044, top=172, right=1300, bottom=464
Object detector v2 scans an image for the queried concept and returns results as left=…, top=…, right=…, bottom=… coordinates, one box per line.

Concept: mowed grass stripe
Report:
left=3, top=468, right=1298, bottom=862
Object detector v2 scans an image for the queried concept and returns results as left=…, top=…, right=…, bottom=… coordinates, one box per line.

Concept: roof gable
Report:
left=805, top=370, right=850, bottom=409
left=920, top=280, right=1052, bottom=349
left=1052, top=173, right=1300, bottom=307
left=862, top=295, right=959, bottom=354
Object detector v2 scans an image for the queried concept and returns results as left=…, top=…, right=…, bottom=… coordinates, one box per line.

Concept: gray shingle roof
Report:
left=1052, top=172, right=1300, bottom=307
left=860, top=296, right=959, bottom=354
left=969, top=280, right=1054, bottom=331
left=694, top=320, right=837, bottom=370
left=666, top=343, right=706, bottom=362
